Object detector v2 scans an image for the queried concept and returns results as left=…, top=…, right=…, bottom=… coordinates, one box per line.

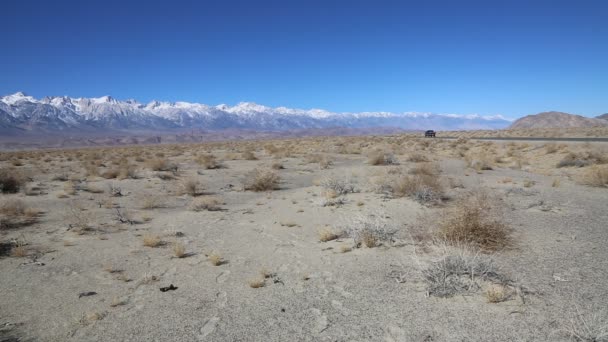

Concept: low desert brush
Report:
left=181, top=178, right=204, bottom=196
left=437, top=191, right=512, bottom=252
left=318, top=227, right=339, bottom=242
left=243, top=168, right=281, bottom=191
left=208, top=252, right=223, bottom=266
left=581, top=165, right=608, bottom=188
left=197, top=154, right=222, bottom=169
left=0, top=199, right=40, bottom=229
left=143, top=234, right=162, bottom=247
left=172, top=242, right=186, bottom=258
left=368, top=151, right=397, bottom=166
left=189, top=196, right=223, bottom=211
left=0, top=168, right=26, bottom=194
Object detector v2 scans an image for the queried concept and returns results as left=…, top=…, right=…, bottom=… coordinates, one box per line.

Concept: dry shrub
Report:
left=172, top=242, right=186, bottom=258
left=243, top=168, right=280, bottom=191
left=485, top=284, right=511, bottom=303
left=421, top=246, right=509, bottom=298
left=271, top=162, right=284, bottom=170
left=544, top=143, right=559, bottom=154
left=248, top=277, right=265, bottom=288
left=368, top=151, right=397, bottom=165
left=117, top=163, right=137, bottom=179
left=392, top=174, right=444, bottom=204
left=557, top=150, right=608, bottom=168
left=466, top=154, right=494, bottom=171
left=189, top=196, right=223, bottom=211
left=0, top=168, right=26, bottom=194
left=581, top=165, right=608, bottom=188
left=101, top=169, right=119, bottom=179
left=141, top=195, right=166, bottom=209
left=65, top=202, right=95, bottom=234
left=343, top=212, right=396, bottom=248
left=242, top=151, right=258, bottom=160
left=181, top=178, right=204, bottom=196
left=563, top=305, right=608, bottom=342
left=147, top=158, right=176, bottom=172
left=437, top=191, right=512, bottom=252
left=208, top=252, right=223, bottom=266
left=409, top=162, right=440, bottom=176
left=197, top=154, right=222, bottom=169
left=318, top=227, right=339, bottom=242
left=306, top=154, right=333, bottom=169
left=0, top=199, right=40, bottom=229
left=407, top=153, right=429, bottom=163
left=143, top=234, right=162, bottom=247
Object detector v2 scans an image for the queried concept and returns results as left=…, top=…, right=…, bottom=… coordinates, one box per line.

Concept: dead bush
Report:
left=243, top=168, right=280, bottom=191
left=189, top=196, right=223, bottom=211
left=147, top=158, right=177, bottom=172
left=242, top=151, right=258, bottom=160
left=368, top=151, right=397, bottom=166
left=319, top=177, right=356, bottom=195
left=407, top=153, right=429, bottom=163
left=197, top=154, right=222, bottom=169
left=437, top=191, right=512, bottom=252
left=342, top=212, right=396, bottom=248
left=581, top=165, right=608, bottom=188
left=557, top=150, right=608, bottom=168
left=0, top=199, right=40, bottom=229
left=0, top=168, right=26, bottom=194
left=409, top=162, right=440, bottom=176
left=181, top=178, right=204, bottom=196
left=421, top=247, right=509, bottom=298
left=392, top=174, right=444, bottom=204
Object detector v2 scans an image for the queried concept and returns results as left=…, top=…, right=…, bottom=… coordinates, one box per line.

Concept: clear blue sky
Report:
left=1, top=0, right=607, bottom=118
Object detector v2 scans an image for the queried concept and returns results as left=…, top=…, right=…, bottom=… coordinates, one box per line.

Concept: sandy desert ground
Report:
left=1, top=135, right=607, bottom=341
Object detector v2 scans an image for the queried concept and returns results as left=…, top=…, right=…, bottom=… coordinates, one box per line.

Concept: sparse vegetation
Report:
left=189, top=196, right=223, bottom=211
left=421, top=247, right=509, bottom=298
left=437, top=191, right=512, bottom=252
left=143, top=234, right=162, bottom=247
left=208, top=252, right=223, bottom=266
left=181, top=178, right=204, bottom=196
left=243, top=168, right=281, bottom=191
left=0, top=168, right=26, bottom=194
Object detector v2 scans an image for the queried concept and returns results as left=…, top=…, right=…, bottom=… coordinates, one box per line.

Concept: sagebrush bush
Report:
left=581, top=165, right=608, bottom=188
left=407, top=153, right=429, bottom=163
left=197, top=154, right=221, bottom=169
left=368, top=151, right=397, bottom=166
left=147, top=158, right=177, bottom=172
left=438, top=191, right=512, bottom=251
left=557, top=149, right=607, bottom=168
left=0, top=199, right=40, bottom=229
left=181, top=178, right=204, bottom=196
left=343, top=212, right=396, bottom=248
left=189, top=196, right=223, bottom=211
left=422, top=247, right=507, bottom=298
left=0, top=168, right=26, bottom=194
left=392, top=174, right=444, bottom=204
left=243, top=168, right=280, bottom=191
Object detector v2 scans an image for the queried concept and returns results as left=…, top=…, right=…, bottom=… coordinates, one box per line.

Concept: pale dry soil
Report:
left=1, top=140, right=607, bottom=342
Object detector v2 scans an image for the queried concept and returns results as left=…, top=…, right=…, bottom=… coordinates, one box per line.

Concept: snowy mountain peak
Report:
left=1, top=91, right=38, bottom=105
left=0, top=92, right=512, bottom=133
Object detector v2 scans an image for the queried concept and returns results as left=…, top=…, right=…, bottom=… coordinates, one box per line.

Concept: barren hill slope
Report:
left=509, top=111, right=608, bottom=129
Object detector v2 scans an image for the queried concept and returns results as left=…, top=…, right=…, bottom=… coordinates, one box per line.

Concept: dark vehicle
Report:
left=424, top=130, right=436, bottom=137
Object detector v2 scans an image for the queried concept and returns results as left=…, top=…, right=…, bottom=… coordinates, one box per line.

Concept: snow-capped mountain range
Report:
left=0, top=92, right=511, bottom=134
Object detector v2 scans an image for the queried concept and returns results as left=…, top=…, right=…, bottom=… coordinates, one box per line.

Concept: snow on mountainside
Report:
left=0, top=92, right=512, bottom=134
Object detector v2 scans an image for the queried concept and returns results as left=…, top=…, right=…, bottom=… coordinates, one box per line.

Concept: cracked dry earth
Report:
left=1, top=141, right=607, bottom=342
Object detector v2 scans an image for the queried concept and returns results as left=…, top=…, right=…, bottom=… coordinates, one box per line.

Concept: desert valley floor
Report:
left=1, top=135, right=607, bottom=341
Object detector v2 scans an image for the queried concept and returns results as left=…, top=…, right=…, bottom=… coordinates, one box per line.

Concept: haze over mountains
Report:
left=0, top=92, right=511, bottom=135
